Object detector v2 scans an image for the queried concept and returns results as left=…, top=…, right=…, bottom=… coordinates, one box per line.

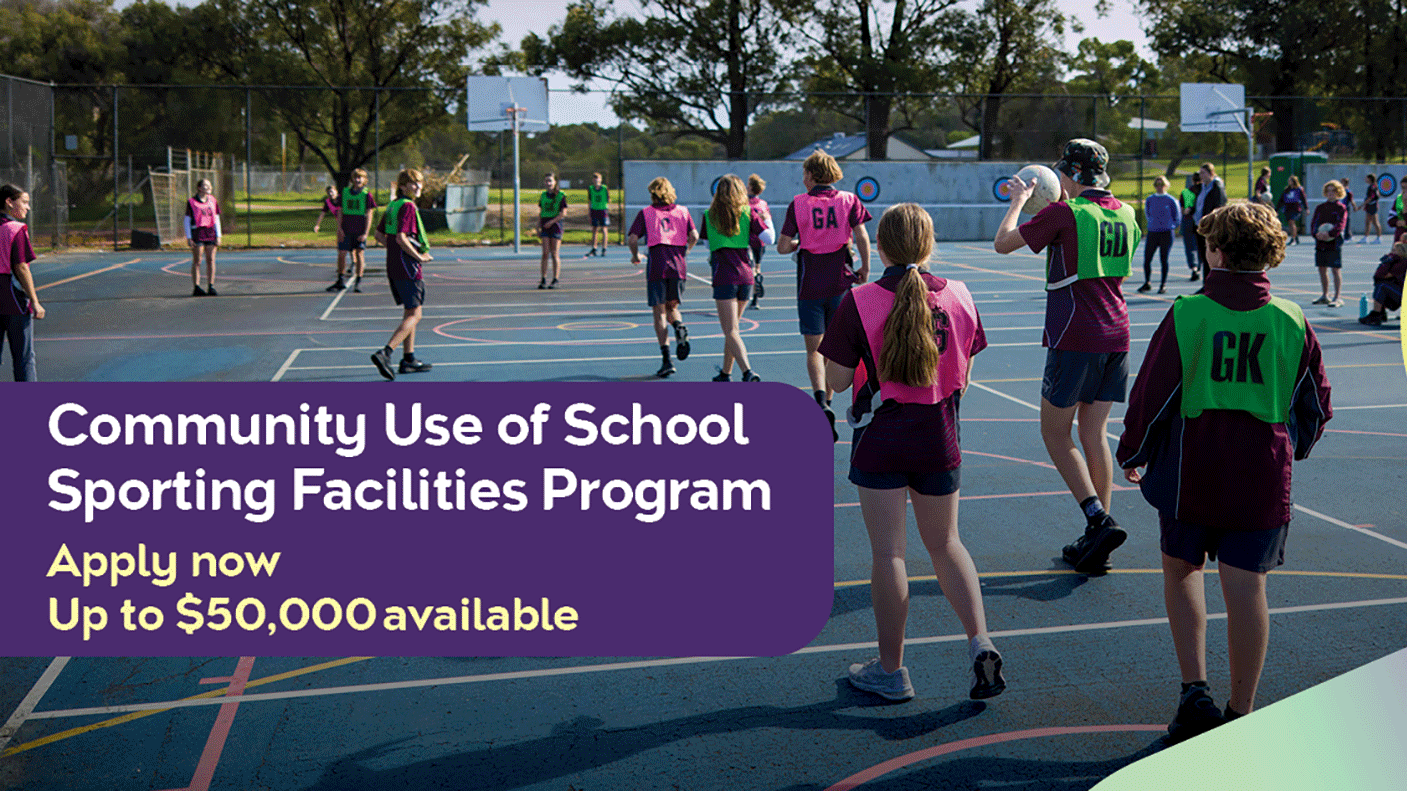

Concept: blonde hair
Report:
left=876, top=204, right=940, bottom=388
left=592, top=172, right=602, bottom=180
left=1392, top=240, right=1407, bottom=258
left=1323, top=180, right=1346, bottom=199
left=803, top=150, right=843, bottom=185
left=708, top=174, right=747, bottom=237
left=1152, top=175, right=1168, bottom=191
left=747, top=173, right=766, bottom=195
left=352, top=168, right=368, bottom=180
left=648, top=177, right=676, bottom=205
left=395, top=168, right=424, bottom=199
left=1197, top=203, right=1285, bottom=272
left=1200, top=162, right=1216, bottom=176
left=325, top=185, right=337, bottom=199
left=1287, top=175, right=1301, bottom=189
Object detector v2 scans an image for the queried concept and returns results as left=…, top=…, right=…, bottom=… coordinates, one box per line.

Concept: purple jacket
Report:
left=1115, top=269, right=1332, bottom=531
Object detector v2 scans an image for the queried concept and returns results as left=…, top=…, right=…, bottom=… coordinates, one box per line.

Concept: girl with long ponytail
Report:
left=819, top=203, right=1005, bottom=702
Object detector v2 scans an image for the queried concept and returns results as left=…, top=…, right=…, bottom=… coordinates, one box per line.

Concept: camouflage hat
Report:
left=1054, top=139, right=1109, bottom=187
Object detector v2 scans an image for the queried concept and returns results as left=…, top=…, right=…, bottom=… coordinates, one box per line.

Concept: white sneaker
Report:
left=847, top=659, right=915, bottom=701
left=970, top=648, right=1007, bottom=699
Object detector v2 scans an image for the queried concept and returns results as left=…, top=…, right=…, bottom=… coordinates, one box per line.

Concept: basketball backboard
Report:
left=1180, top=83, right=1247, bottom=133
left=466, top=76, right=550, bottom=132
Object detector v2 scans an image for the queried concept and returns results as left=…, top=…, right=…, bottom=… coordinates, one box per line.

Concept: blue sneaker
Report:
left=847, top=659, right=914, bottom=701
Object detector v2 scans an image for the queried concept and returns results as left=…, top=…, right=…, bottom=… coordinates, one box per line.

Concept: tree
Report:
left=1136, top=0, right=1346, bottom=152
left=521, top=0, right=789, bottom=159
left=938, top=0, right=1073, bottom=160
left=776, top=0, right=962, bottom=159
left=193, top=0, right=500, bottom=186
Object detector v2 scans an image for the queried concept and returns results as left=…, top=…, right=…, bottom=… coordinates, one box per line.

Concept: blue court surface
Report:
left=2, top=238, right=1405, bottom=790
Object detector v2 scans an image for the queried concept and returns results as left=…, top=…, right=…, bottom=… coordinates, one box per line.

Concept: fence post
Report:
left=112, top=85, right=119, bottom=251
left=375, top=89, right=381, bottom=200
left=246, top=88, right=253, bottom=248
left=49, top=80, right=57, bottom=249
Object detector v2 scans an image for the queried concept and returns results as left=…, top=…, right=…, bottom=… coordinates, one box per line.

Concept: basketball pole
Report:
left=510, top=104, right=522, bottom=254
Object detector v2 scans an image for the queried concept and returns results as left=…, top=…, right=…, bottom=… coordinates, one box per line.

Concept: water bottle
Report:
left=1359, top=293, right=1370, bottom=319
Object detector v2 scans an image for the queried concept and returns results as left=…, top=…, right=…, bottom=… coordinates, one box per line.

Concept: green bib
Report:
left=1173, top=294, right=1305, bottom=423
left=1396, top=194, right=1403, bottom=215
left=1050, top=197, right=1138, bottom=289
left=341, top=187, right=369, bottom=216
left=587, top=184, right=609, bottom=210
left=540, top=191, right=565, bottom=219
left=1180, top=188, right=1195, bottom=212
left=383, top=198, right=428, bottom=253
left=704, top=209, right=750, bottom=250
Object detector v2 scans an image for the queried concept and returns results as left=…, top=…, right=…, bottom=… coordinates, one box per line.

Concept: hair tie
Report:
left=905, top=263, right=918, bottom=270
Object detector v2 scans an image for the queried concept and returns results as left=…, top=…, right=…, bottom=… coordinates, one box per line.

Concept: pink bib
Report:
left=643, top=204, right=690, bottom=247
left=749, top=196, right=772, bottom=229
left=188, top=197, right=217, bottom=228
left=793, top=191, right=858, bottom=253
left=851, top=277, right=978, bottom=410
left=0, top=220, right=22, bottom=275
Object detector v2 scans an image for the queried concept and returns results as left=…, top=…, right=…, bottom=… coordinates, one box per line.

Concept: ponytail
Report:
left=879, top=264, right=941, bottom=387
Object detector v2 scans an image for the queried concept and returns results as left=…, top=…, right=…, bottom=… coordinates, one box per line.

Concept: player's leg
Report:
left=204, top=244, right=218, bottom=295
left=1219, top=563, right=1270, bottom=715
left=857, top=485, right=912, bottom=674
left=190, top=242, right=203, bottom=295
left=1075, top=399, right=1116, bottom=511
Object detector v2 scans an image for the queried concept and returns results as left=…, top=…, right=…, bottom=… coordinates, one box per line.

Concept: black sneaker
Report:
left=538, top=278, right=547, bottom=290
left=1167, top=682, right=1225, bottom=744
left=742, top=371, right=761, bottom=382
left=1061, top=516, right=1127, bottom=574
left=399, top=358, right=432, bottom=374
left=1158, top=286, right=1167, bottom=294
left=970, top=649, right=1006, bottom=700
left=352, top=278, right=362, bottom=293
left=822, top=403, right=838, bottom=442
left=1137, top=282, right=1152, bottom=292
left=548, top=278, right=559, bottom=289
left=370, top=349, right=396, bottom=381
left=192, top=286, right=206, bottom=297
left=1189, top=270, right=1200, bottom=281
left=584, top=248, right=596, bottom=258
left=206, top=286, right=218, bottom=297
left=712, top=371, right=732, bottom=382
left=326, top=278, right=346, bottom=292
left=674, top=323, right=690, bottom=360
left=1360, top=311, right=1385, bottom=325
left=656, top=360, right=677, bottom=378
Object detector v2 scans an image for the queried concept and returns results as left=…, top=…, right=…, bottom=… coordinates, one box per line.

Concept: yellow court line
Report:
left=971, top=377, right=1042, bottom=383
left=0, top=656, right=372, bottom=758
left=833, top=568, right=1407, bottom=589
left=936, top=257, right=1047, bottom=283
left=37, top=259, right=140, bottom=291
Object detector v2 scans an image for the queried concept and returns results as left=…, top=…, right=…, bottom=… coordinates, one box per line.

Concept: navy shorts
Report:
left=589, top=209, right=608, bottom=227
left=338, top=236, right=366, bottom=252
left=713, top=282, right=754, bottom=301
left=849, top=462, right=961, bottom=497
left=389, top=278, right=425, bottom=309
left=1160, top=513, right=1288, bottom=573
left=647, top=278, right=683, bottom=307
left=1374, top=281, right=1402, bottom=311
left=539, top=223, right=563, bottom=240
left=1315, top=241, right=1343, bottom=269
left=798, top=293, right=846, bottom=335
left=1042, top=349, right=1128, bottom=407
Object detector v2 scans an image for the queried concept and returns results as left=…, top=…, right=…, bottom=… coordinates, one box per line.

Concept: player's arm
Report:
left=685, top=225, right=699, bottom=254
left=777, top=234, right=797, bottom=254
left=994, top=177, right=1035, bottom=253
left=628, top=234, right=641, bottom=264
left=852, top=222, right=871, bottom=282
left=824, top=359, right=854, bottom=393
left=10, top=260, right=44, bottom=320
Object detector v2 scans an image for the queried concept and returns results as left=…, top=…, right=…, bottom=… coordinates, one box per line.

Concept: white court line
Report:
left=283, top=348, right=813, bottom=372
left=270, top=349, right=302, bottom=383
left=1332, top=404, right=1407, bottom=410
left=24, top=595, right=1407, bottom=721
left=0, top=657, right=70, bottom=751
left=318, top=286, right=349, bottom=321
left=1293, top=504, right=1407, bottom=551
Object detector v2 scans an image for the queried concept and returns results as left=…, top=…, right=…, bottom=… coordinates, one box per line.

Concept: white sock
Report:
left=969, top=634, right=997, bottom=661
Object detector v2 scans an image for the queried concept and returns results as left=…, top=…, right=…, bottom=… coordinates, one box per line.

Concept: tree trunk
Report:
left=1272, top=97, right=1296, bottom=153
left=980, top=94, right=1002, bottom=160
left=725, top=0, right=747, bottom=159
left=866, top=94, right=891, bottom=159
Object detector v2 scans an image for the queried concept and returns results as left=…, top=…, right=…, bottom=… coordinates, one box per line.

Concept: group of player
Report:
left=631, top=141, right=1329, bottom=746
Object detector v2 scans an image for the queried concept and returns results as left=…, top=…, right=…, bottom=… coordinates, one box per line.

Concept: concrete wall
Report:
left=623, top=160, right=1035, bottom=242
left=1303, top=163, right=1407, bottom=215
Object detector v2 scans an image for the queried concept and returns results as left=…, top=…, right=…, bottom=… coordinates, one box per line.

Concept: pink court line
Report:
left=823, top=724, right=1166, bottom=791
left=46, top=328, right=388, bottom=342
left=156, top=656, right=255, bottom=791
left=835, top=485, right=1136, bottom=507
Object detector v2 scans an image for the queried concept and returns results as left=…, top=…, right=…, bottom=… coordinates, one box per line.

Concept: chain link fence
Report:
left=0, top=75, right=64, bottom=248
